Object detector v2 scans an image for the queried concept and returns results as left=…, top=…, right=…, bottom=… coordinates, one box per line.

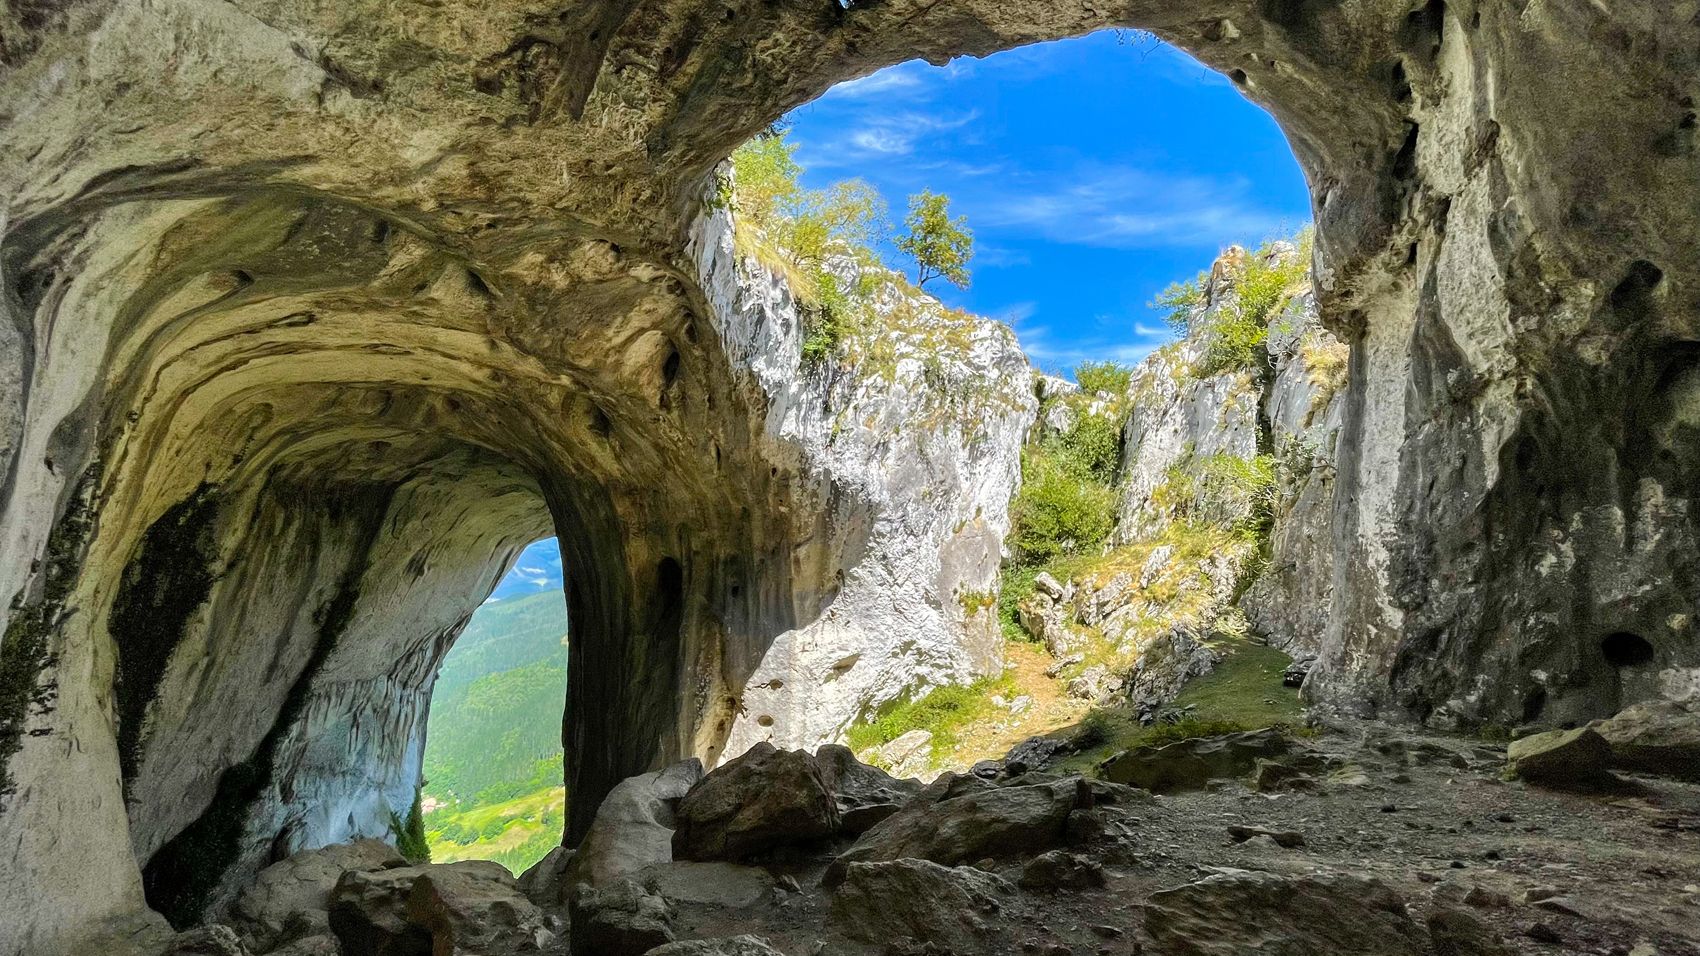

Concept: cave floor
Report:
left=660, top=723, right=1700, bottom=956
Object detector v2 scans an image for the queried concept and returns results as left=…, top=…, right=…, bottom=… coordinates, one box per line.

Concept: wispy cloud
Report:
left=970, top=164, right=1289, bottom=251
left=1002, top=303, right=1176, bottom=375
left=819, top=66, right=930, bottom=101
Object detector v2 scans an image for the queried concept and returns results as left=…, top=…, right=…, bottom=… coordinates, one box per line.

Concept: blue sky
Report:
left=783, top=31, right=1312, bottom=374
left=486, top=538, right=563, bottom=602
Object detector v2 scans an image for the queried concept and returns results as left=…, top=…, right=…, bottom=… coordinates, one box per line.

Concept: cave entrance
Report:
left=1601, top=631, right=1655, bottom=668
left=420, top=537, right=570, bottom=874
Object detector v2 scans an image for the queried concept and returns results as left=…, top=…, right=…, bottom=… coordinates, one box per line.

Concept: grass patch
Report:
left=847, top=673, right=1016, bottom=761
left=1053, top=635, right=1302, bottom=775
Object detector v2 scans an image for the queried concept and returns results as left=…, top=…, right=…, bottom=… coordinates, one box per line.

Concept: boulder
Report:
left=643, top=936, right=785, bottom=956
left=407, top=861, right=551, bottom=954
left=328, top=860, right=548, bottom=956
left=517, top=845, right=575, bottom=909
left=1590, top=700, right=1700, bottom=781
left=672, top=743, right=838, bottom=861
left=830, top=859, right=1018, bottom=953
left=1140, top=871, right=1433, bottom=955
left=1018, top=849, right=1106, bottom=890
left=1098, top=728, right=1294, bottom=793
left=1067, top=664, right=1124, bottom=702
left=814, top=743, right=924, bottom=834
left=1506, top=727, right=1614, bottom=786
left=160, top=926, right=249, bottom=956
left=865, top=730, right=935, bottom=779
left=567, top=759, right=704, bottom=890
left=1003, top=735, right=1070, bottom=776
left=231, top=839, right=407, bottom=951
left=570, top=880, right=674, bottom=956
left=825, top=775, right=1087, bottom=885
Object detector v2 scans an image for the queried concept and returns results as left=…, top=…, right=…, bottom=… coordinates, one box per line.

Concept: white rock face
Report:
left=690, top=206, right=1035, bottom=759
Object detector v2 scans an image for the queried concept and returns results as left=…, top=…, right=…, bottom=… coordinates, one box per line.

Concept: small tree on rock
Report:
left=897, top=190, right=973, bottom=289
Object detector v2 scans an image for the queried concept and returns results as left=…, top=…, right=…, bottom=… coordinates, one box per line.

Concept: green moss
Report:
left=1054, top=636, right=1303, bottom=775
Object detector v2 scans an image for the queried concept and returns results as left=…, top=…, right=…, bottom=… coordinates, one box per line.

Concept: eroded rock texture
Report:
left=3, top=0, right=1698, bottom=951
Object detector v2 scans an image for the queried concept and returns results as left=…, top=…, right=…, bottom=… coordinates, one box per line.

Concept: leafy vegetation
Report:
left=1175, top=230, right=1313, bottom=376
left=1074, top=360, right=1134, bottom=396
left=1152, top=274, right=1207, bottom=332
left=725, top=130, right=976, bottom=363
left=896, top=190, right=974, bottom=289
left=846, top=673, right=1016, bottom=761
left=391, top=788, right=430, bottom=864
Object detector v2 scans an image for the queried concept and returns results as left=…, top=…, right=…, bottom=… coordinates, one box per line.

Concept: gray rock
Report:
left=517, top=845, right=575, bottom=909
left=1018, top=849, right=1106, bottom=890
left=1003, top=735, right=1070, bottom=776
left=570, top=880, right=674, bottom=956
left=825, top=775, right=1087, bottom=885
left=1099, top=727, right=1294, bottom=793
left=814, top=743, right=923, bottom=834
left=231, top=839, right=406, bottom=951
left=567, top=759, right=704, bottom=890
left=644, top=937, right=785, bottom=956
left=1140, top=871, right=1429, bottom=955
left=673, top=743, right=839, bottom=861
left=830, top=859, right=1018, bottom=953
left=1590, top=699, right=1700, bottom=781
left=864, top=730, right=935, bottom=780
left=1506, top=727, right=1614, bottom=786
left=328, top=860, right=547, bottom=956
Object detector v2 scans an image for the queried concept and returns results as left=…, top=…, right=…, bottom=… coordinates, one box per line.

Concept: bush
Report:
left=1055, top=414, right=1122, bottom=485
left=1074, top=361, right=1133, bottom=397
left=391, top=788, right=431, bottom=864
left=1009, top=450, right=1117, bottom=565
left=1196, top=231, right=1313, bottom=375
left=727, top=129, right=889, bottom=363
left=1152, top=274, right=1206, bottom=333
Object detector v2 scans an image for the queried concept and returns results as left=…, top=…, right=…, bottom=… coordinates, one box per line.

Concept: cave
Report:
left=1601, top=631, right=1655, bottom=669
left=5, top=0, right=1700, bottom=952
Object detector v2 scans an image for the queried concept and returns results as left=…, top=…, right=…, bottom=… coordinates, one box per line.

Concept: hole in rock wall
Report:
left=1601, top=631, right=1655, bottom=668
left=723, top=31, right=1316, bottom=777
left=419, top=537, right=569, bottom=874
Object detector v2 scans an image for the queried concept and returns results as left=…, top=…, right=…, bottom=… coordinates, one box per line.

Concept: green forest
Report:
left=421, top=588, right=569, bottom=872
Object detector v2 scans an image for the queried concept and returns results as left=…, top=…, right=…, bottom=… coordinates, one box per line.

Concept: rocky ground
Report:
left=132, top=702, right=1700, bottom=956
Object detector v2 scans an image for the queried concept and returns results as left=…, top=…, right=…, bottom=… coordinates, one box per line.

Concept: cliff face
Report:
left=4, top=0, right=1700, bottom=950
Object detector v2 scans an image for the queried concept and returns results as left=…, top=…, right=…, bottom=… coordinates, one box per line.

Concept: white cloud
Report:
left=968, top=164, right=1293, bottom=251
left=821, top=65, right=930, bottom=100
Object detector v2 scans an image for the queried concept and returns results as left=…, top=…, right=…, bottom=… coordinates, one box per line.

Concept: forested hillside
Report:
left=421, top=558, right=569, bottom=873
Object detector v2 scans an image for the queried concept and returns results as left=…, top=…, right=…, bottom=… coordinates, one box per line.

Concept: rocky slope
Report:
left=120, top=701, right=1700, bottom=956
left=5, top=0, right=1700, bottom=951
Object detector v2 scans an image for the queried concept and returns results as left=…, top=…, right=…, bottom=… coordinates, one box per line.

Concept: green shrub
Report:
left=1055, top=414, right=1122, bottom=485
left=391, top=788, right=431, bottom=864
left=1196, top=453, right=1277, bottom=533
left=1153, top=274, right=1207, bottom=333
left=1074, top=361, right=1133, bottom=396
left=1196, top=231, right=1313, bottom=375
left=1009, top=450, right=1117, bottom=565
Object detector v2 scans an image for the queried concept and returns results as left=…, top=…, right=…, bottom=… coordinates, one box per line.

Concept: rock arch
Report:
left=4, top=0, right=1699, bottom=950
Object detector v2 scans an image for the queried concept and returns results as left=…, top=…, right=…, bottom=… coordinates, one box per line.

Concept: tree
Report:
left=896, top=190, right=973, bottom=289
